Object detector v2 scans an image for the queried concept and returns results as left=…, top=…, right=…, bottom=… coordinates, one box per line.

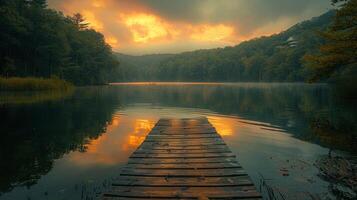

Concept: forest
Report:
left=0, top=0, right=119, bottom=85
left=116, top=10, right=334, bottom=82
left=0, top=0, right=356, bottom=88
left=117, top=0, right=356, bottom=88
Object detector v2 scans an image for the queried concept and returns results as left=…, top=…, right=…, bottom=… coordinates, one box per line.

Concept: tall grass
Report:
left=0, top=90, right=75, bottom=105
left=0, top=77, right=74, bottom=91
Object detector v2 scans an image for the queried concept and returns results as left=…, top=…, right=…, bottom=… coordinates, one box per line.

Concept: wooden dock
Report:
left=103, top=118, right=261, bottom=199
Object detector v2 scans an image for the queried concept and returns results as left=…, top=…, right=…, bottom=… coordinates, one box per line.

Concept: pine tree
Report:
left=305, top=0, right=357, bottom=81
left=28, top=0, right=47, bottom=8
left=69, top=13, right=89, bottom=30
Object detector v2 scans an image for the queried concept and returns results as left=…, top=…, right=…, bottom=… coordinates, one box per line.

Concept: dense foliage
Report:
left=0, top=0, right=119, bottom=85
left=115, top=53, right=173, bottom=81
left=115, top=11, right=335, bottom=82
left=305, top=0, right=357, bottom=81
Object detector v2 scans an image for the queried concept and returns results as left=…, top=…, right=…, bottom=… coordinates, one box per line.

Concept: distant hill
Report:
left=113, top=53, right=174, bottom=81
left=115, top=53, right=174, bottom=68
left=113, top=10, right=335, bottom=82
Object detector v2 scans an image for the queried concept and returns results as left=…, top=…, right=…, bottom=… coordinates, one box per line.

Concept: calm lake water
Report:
left=0, top=83, right=356, bottom=200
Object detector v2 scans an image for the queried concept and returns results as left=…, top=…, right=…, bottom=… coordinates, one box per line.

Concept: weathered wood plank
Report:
left=125, top=162, right=241, bottom=169
left=103, top=198, right=262, bottom=200
left=140, top=146, right=230, bottom=150
left=104, top=186, right=260, bottom=199
left=140, top=142, right=227, bottom=149
left=128, top=157, right=239, bottom=164
left=134, top=149, right=232, bottom=154
left=141, top=141, right=226, bottom=146
left=147, top=134, right=220, bottom=139
left=112, top=176, right=253, bottom=187
left=102, top=118, right=261, bottom=199
left=130, top=152, right=236, bottom=159
left=144, top=138, right=223, bottom=142
left=120, top=168, right=247, bottom=177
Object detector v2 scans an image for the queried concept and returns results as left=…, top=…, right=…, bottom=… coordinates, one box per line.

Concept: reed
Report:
left=0, top=77, right=74, bottom=91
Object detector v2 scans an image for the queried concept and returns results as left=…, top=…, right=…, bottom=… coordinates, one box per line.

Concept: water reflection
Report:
left=115, top=84, right=357, bottom=152
left=208, top=116, right=235, bottom=136
left=0, top=83, right=356, bottom=199
left=0, top=88, right=118, bottom=194
left=66, top=116, right=155, bottom=167
left=0, top=89, right=74, bottom=105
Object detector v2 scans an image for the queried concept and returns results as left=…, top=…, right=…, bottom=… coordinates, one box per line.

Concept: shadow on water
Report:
left=0, top=87, right=120, bottom=194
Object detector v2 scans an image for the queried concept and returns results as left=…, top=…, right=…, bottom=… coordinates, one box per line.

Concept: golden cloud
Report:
left=105, top=36, right=119, bottom=48
left=82, top=10, right=104, bottom=31
left=48, top=0, right=327, bottom=54
left=122, top=14, right=171, bottom=43
left=190, top=24, right=235, bottom=42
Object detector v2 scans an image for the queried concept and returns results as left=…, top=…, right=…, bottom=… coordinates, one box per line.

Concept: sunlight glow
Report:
left=67, top=116, right=155, bottom=166
left=123, top=119, right=155, bottom=149
left=123, top=14, right=170, bottom=43
left=208, top=116, right=234, bottom=136
left=48, top=0, right=328, bottom=54
left=91, top=0, right=105, bottom=8
left=105, top=36, right=119, bottom=48
left=191, top=24, right=235, bottom=42
left=82, top=10, right=104, bottom=31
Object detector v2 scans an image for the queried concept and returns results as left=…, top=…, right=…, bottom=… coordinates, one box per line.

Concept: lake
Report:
left=0, top=83, right=356, bottom=200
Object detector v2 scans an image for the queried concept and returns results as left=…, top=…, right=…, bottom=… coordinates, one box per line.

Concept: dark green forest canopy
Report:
left=0, top=0, right=119, bottom=85
left=305, top=0, right=357, bottom=81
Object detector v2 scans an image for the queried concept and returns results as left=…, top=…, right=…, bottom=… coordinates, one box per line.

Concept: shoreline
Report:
left=0, top=77, right=74, bottom=91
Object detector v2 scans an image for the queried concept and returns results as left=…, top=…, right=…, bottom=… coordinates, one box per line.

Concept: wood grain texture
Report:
left=102, top=118, right=261, bottom=199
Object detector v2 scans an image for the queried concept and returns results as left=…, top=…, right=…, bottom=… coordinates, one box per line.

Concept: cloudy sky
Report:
left=48, top=0, right=331, bottom=55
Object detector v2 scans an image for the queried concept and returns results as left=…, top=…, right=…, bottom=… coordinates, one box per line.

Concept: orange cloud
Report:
left=81, top=10, right=104, bottom=31
left=91, top=0, right=105, bottom=8
left=48, top=0, right=327, bottom=54
left=48, top=0, right=239, bottom=53
left=190, top=24, right=235, bottom=42
left=122, top=14, right=172, bottom=43
left=105, top=36, right=119, bottom=48
left=121, top=13, right=236, bottom=44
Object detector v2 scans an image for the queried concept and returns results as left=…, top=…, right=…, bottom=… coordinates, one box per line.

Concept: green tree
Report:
left=0, top=0, right=120, bottom=85
left=68, top=13, right=89, bottom=30
left=305, top=0, right=357, bottom=81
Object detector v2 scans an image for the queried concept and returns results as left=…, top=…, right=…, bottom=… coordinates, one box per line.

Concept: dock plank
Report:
left=125, top=162, right=241, bottom=169
left=104, top=186, right=260, bottom=199
left=103, top=118, right=261, bottom=199
left=112, top=176, right=253, bottom=187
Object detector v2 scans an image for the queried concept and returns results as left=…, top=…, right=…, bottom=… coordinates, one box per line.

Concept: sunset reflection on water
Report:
left=208, top=116, right=235, bottom=136
left=66, top=115, right=156, bottom=166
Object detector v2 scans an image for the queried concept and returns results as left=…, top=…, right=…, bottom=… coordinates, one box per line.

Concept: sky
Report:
left=48, top=0, right=331, bottom=55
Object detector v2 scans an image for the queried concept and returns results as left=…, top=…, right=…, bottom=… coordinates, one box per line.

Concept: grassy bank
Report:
left=0, top=90, right=75, bottom=105
left=0, top=77, right=74, bottom=91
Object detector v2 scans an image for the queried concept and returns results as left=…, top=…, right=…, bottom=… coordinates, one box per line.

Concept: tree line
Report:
left=117, top=0, right=356, bottom=88
left=116, top=10, right=334, bottom=82
left=0, top=0, right=119, bottom=85
left=1, top=0, right=355, bottom=88
left=131, top=11, right=334, bottom=82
